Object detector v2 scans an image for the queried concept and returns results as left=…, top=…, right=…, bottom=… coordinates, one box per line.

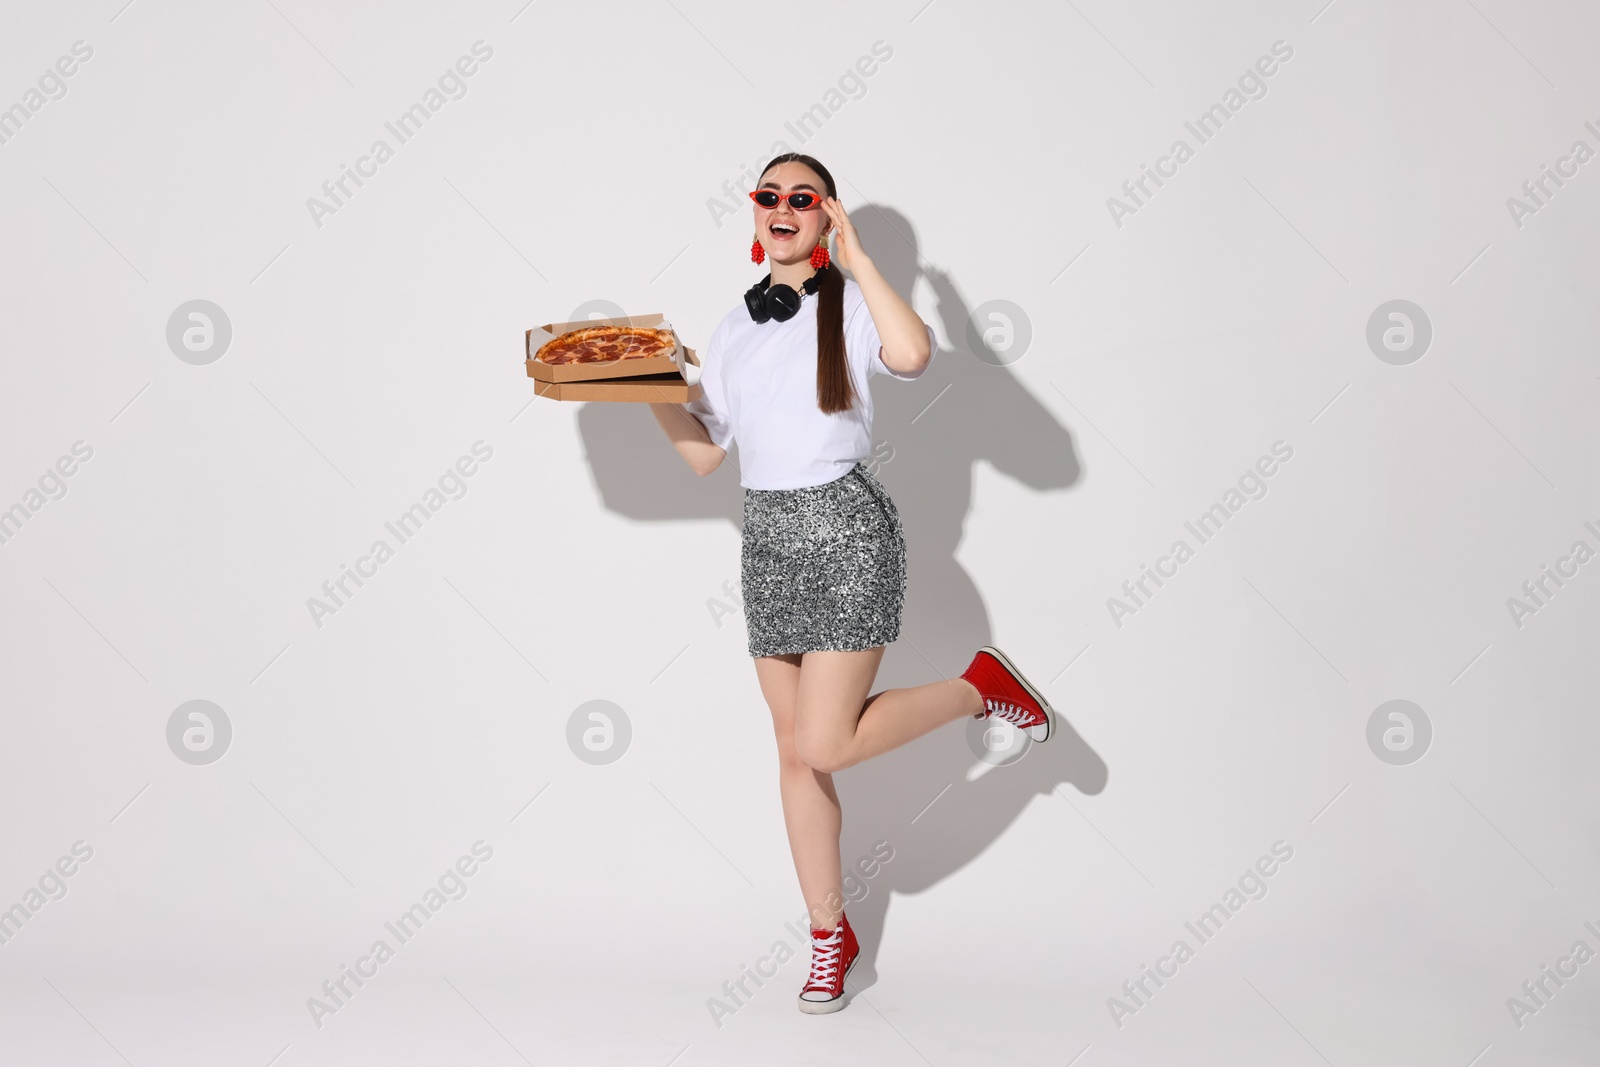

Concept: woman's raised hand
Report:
left=819, top=196, right=867, bottom=274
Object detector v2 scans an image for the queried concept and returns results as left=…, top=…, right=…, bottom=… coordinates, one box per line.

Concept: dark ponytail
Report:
left=758, top=152, right=857, bottom=416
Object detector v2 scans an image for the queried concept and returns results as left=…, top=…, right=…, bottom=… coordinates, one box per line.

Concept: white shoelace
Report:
left=805, top=928, right=844, bottom=989
left=985, top=697, right=1034, bottom=726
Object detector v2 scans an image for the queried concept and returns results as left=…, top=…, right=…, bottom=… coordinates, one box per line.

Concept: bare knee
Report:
left=773, top=716, right=825, bottom=775
left=794, top=728, right=853, bottom=774
left=775, top=732, right=812, bottom=775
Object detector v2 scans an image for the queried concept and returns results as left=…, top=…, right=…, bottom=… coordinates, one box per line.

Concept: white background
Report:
left=1, top=1, right=1598, bottom=1064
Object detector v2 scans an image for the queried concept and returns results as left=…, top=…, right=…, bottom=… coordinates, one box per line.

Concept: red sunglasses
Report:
left=750, top=189, right=827, bottom=210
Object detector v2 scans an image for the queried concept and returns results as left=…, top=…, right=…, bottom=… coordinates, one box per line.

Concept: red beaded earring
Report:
left=811, top=231, right=830, bottom=269
left=750, top=235, right=765, bottom=264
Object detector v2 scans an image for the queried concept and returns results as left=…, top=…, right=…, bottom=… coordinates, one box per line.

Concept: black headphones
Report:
left=744, top=262, right=831, bottom=324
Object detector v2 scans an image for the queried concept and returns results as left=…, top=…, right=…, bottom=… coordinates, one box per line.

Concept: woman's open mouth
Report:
left=769, top=221, right=799, bottom=242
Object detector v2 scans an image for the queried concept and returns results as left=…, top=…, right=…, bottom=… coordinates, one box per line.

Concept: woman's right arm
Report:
left=651, top=403, right=725, bottom=477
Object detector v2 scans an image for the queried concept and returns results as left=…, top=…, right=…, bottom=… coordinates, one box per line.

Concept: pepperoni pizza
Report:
left=534, top=325, right=677, bottom=366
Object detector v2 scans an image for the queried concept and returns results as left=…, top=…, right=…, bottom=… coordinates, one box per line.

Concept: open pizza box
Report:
left=525, top=312, right=687, bottom=383
left=529, top=347, right=703, bottom=404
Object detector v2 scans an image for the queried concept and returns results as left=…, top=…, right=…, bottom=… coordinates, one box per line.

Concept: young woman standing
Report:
left=651, top=152, right=1054, bottom=1014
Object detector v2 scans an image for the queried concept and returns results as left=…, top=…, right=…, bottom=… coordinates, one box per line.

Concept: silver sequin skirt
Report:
left=740, top=461, right=907, bottom=658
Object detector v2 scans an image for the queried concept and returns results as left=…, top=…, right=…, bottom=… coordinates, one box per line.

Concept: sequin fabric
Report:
left=741, top=461, right=906, bottom=658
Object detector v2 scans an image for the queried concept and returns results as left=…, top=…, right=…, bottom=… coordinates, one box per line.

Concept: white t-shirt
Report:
left=684, top=276, right=937, bottom=490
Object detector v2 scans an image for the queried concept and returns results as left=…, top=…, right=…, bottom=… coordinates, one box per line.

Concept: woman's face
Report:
left=752, top=161, right=831, bottom=266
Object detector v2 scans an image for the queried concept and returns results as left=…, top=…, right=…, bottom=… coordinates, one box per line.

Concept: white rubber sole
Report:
left=797, top=954, right=858, bottom=1014
left=978, top=645, right=1054, bottom=742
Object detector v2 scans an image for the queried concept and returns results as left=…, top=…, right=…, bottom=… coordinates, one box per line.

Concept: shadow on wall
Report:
left=579, top=203, right=1108, bottom=991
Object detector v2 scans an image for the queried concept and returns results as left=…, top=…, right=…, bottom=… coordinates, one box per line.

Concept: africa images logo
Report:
left=703, top=40, right=895, bottom=229
left=305, top=441, right=494, bottom=629
left=1107, top=840, right=1294, bottom=1029
left=1107, top=441, right=1294, bottom=627
left=1105, top=40, right=1295, bottom=228
left=304, top=41, right=494, bottom=229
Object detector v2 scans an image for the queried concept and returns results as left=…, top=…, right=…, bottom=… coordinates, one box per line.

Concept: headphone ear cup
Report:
left=744, top=283, right=772, bottom=324
left=766, top=284, right=802, bottom=322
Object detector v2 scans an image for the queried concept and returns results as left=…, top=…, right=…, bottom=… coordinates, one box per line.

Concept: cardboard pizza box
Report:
left=525, top=312, right=686, bottom=383
left=529, top=347, right=703, bottom=404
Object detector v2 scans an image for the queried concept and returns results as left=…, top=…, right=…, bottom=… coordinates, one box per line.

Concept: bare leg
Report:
left=793, top=647, right=984, bottom=775
left=754, top=653, right=847, bottom=932
left=755, top=647, right=988, bottom=931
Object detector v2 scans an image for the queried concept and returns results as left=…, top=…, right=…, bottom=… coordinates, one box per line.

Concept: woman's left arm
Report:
left=820, top=197, right=932, bottom=377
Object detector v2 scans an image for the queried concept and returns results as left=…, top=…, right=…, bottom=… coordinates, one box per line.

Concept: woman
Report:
left=650, top=152, right=1054, bottom=1014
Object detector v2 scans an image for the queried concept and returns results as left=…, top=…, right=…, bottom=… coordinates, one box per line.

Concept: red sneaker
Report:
left=798, top=912, right=859, bottom=1014
left=961, top=645, right=1054, bottom=742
